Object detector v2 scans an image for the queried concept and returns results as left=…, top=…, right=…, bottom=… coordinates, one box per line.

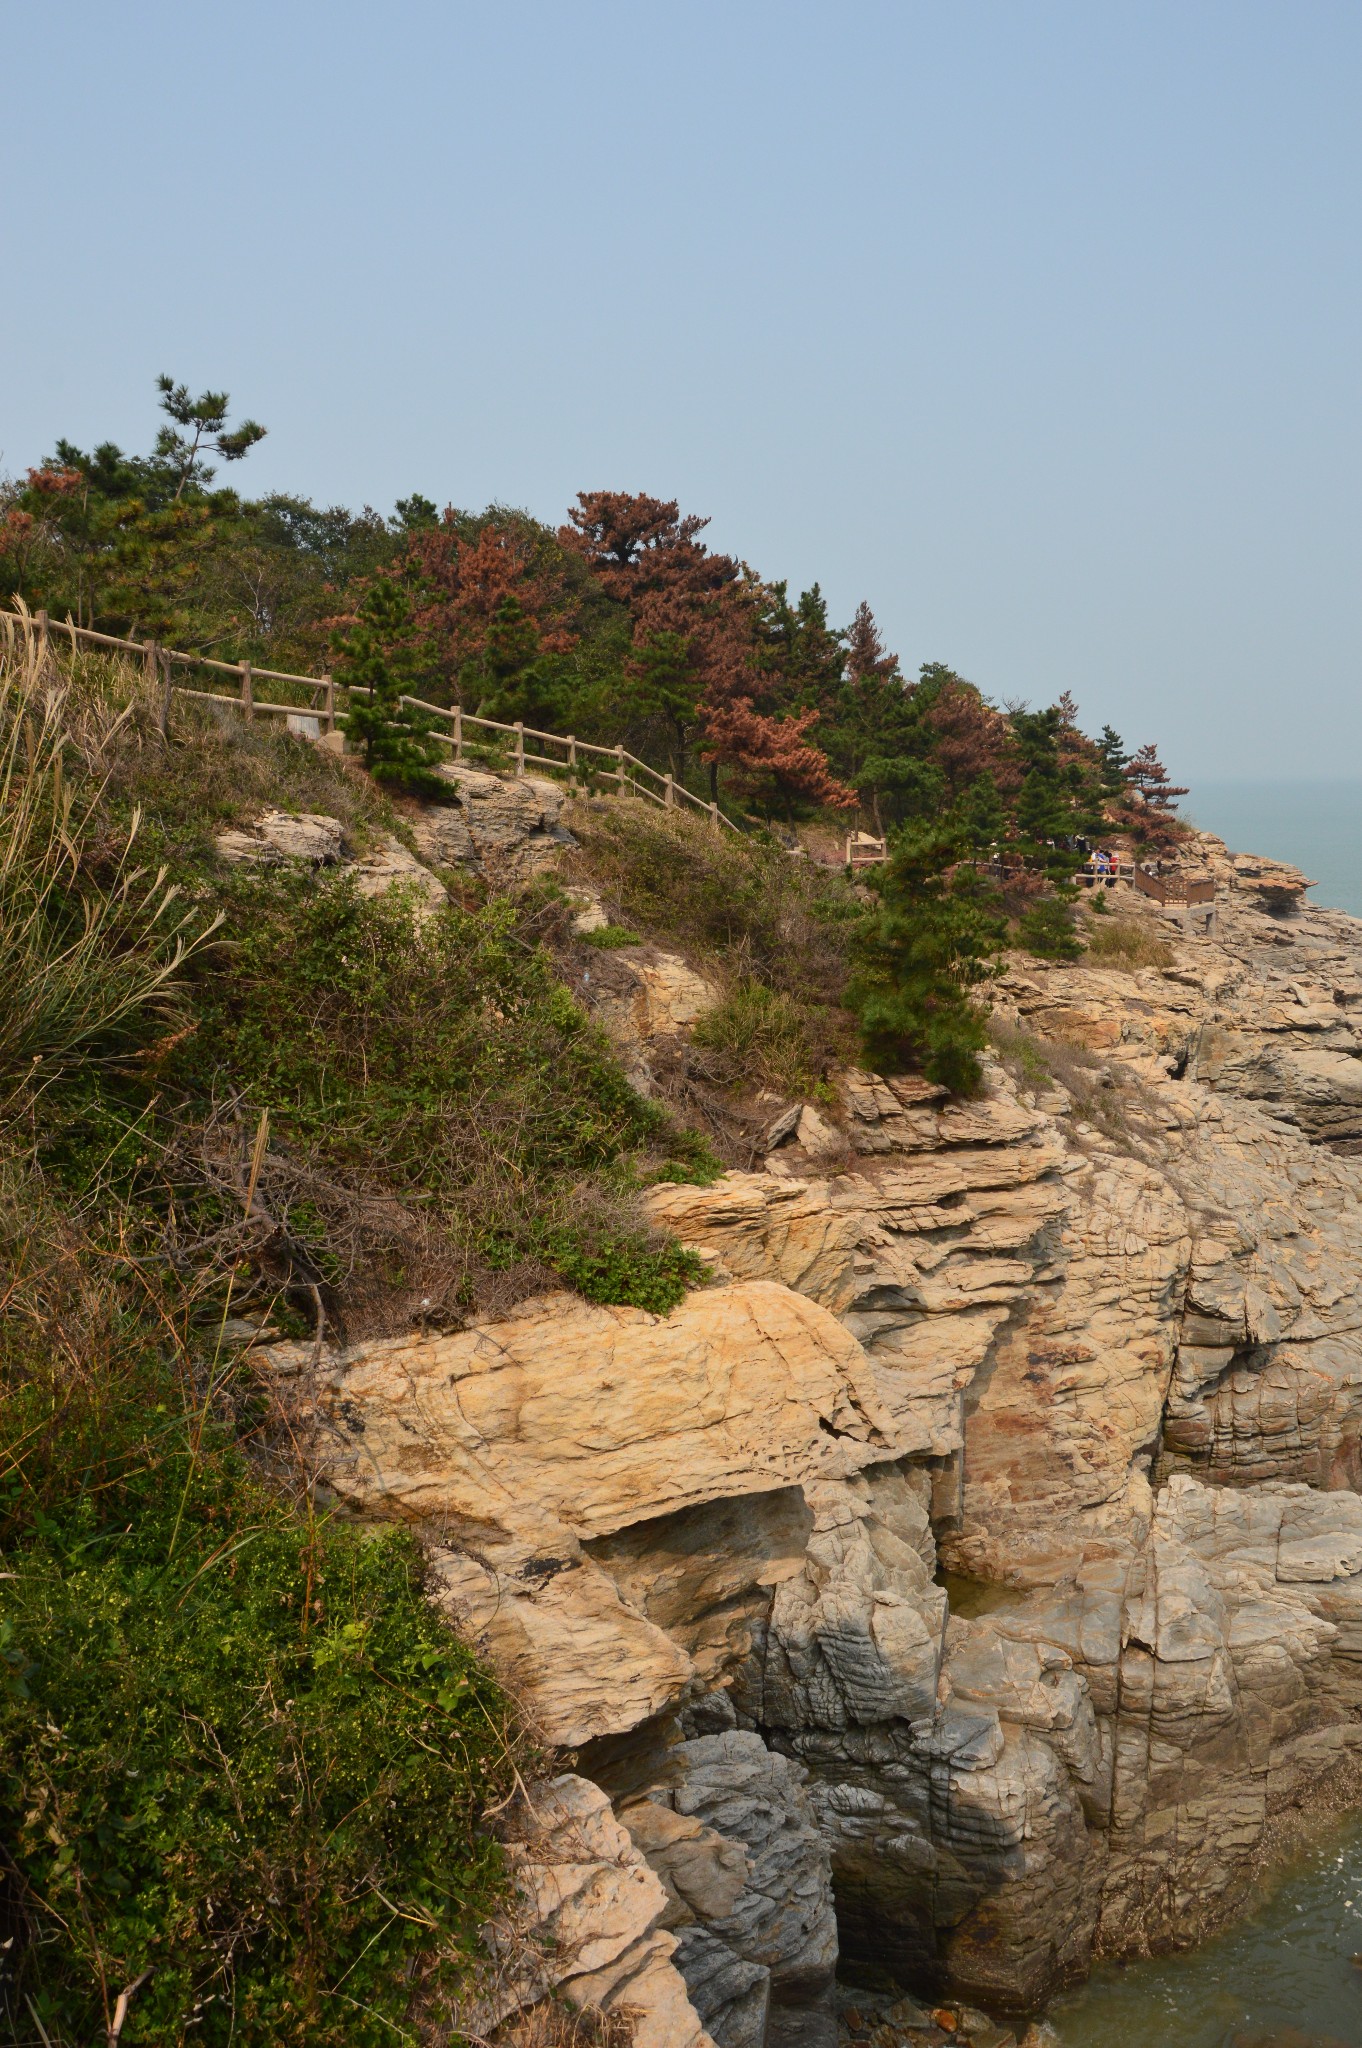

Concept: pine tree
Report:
left=846, top=818, right=1006, bottom=1094
left=1097, top=724, right=1130, bottom=797
left=629, top=628, right=703, bottom=781
left=154, top=375, right=266, bottom=501
left=1125, top=742, right=1189, bottom=811
left=337, top=580, right=445, bottom=788
left=845, top=600, right=898, bottom=683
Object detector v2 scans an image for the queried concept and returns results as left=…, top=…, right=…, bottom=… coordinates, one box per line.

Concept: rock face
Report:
left=410, top=764, right=575, bottom=881
left=277, top=825, right=1362, bottom=2032
left=214, top=809, right=448, bottom=911
left=462, top=1772, right=718, bottom=2048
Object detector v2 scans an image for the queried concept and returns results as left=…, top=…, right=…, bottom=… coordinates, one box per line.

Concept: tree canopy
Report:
left=0, top=376, right=1187, bottom=848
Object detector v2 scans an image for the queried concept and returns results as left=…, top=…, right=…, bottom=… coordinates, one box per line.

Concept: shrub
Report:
left=172, top=871, right=707, bottom=1321
left=582, top=922, right=643, bottom=949
left=1082, top=916, right=1175, bottom=971
left=692, top=981, right=824, bottom=1096
left=0, top=1340, right=513, bottom=2047
left=1017, top=892, right=1082, bottom=961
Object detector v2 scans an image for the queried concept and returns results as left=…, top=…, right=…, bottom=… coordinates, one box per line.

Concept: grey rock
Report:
left=672, top=1926, right=770, bottom=2048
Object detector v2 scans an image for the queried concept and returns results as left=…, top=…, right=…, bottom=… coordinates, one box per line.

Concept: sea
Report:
left=1049, top=1810, right=1362, bottom=2046
left=1187, top=780, right=1362, bottom=921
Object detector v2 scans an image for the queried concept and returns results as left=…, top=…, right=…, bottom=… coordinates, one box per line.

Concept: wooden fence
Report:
left=3, top=604, right=740, bottom=833
left=1132, top=866, right=1215, bottom=906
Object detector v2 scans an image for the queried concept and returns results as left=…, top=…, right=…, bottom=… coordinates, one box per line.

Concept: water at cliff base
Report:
left=1048, top=1814, right=1362, bottom=2046
left=1188, top=781, right=1362, bottom=920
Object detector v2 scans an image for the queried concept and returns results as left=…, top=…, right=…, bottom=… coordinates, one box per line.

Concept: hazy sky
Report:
left=4, top=2, right=1359, bottom=781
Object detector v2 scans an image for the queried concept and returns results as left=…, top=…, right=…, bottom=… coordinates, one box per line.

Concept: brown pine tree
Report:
left=1125, top=742, right=1189, bottom=810
left=845, top=600, right=898, bottom=682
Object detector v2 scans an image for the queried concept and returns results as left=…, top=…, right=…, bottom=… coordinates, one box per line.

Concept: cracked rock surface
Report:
left=271, top=826, right=1362, bottom=2034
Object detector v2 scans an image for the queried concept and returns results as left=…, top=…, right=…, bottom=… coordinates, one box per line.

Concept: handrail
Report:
left=1132, top=866, right=1215, bottom=906
left=3, top=602, right=741, bottom=833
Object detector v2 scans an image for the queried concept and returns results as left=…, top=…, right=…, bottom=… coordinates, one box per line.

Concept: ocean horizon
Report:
left=1185, top=779, right=1362, bottom=921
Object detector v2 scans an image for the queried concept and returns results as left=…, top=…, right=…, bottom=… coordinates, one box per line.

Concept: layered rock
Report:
left=214, top=806, right=449, bottom=910
left=461, top=1772, right=718, bottom=2048
left=410, top=763, right=575, bottom=881
left=265, top=813, right=1362, bottom=2033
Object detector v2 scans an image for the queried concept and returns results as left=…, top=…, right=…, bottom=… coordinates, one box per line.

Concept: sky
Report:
left=3, top=1, right=1359, bottom=783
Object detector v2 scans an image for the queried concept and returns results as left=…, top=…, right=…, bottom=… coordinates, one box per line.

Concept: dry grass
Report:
left=564, top=798, right=862, bottom=1103
left=491, top=2001, right=636, bottom=2046
left=988, top=1015, right=1167, bottom=1157
left=0, top=622, right=223, bottom=1116
left=1081, top=915, right=1175, bottom=971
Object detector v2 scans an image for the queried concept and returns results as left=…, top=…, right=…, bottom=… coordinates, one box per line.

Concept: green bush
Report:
left=692, top=980, right=825, bottom=1097
left=174, top=871, right=707, bottom=1316
left=0, top=1416, right=512, bottom=2046
left=1017, top=893, right=1082, bottom=961
left=582, top=922, right=644, bottom=949
left=547, top=1228, right=709, bottom=1312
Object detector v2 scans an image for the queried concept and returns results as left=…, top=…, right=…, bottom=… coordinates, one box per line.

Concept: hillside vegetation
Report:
left=0, top=627, right=735, bottom=2046
left=0, top=394, right=1202, bottom=2040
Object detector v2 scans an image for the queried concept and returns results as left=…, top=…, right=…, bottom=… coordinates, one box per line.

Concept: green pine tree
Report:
left=846, top=816, right=1007, bottom=1095
left=1018, top=891, right=1083, bottom=960
left=337, top=580, right=445, bottom=788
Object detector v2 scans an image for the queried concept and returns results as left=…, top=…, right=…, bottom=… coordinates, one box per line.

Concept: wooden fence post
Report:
left=322, top=674, right=335, bottom=733
left=157, top=648, right=173, bottom=739
left=142, top=637, right=157, bottom=684
left=453, top=703, right=462, bottom=761
left=616, top=744, right=626, bottom=795
left=567, top=735, right=577, bottom=778
left=240, top=661, right=254, bottom=722
left=709, top=801, right=720, bottom=830
left=514, top=721, right=525, bottom=777
left=664, top=773, right=675, bottom=809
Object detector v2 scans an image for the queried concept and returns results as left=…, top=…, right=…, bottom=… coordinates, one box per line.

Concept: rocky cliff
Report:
left=259, top=802, right=1362, bottom=2044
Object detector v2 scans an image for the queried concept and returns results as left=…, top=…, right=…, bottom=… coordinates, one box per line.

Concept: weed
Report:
left=987, top=1016, right=1053, bottom=1092
left=0, top=638, right=220, bottom=1111
left=988, top=1015, right=1165, bottom=1156
left=692, top=981, right=825, bottom=1097
left=566, top=801, right=862, bottom=1092
left=1082, top=916, right=1175, bottom=971
left=582, top=923, right=643, bottom=949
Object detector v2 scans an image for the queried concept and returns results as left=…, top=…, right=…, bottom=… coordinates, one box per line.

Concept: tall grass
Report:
left=0, top=616, right=219, bottom=1119
left=1081, top=915, right=1175, bottom=971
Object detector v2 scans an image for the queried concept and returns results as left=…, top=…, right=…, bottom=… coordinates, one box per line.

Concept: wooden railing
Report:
left=346, top=687, right=736, bottom=830
left=3, top=604, right=739, bottom=832
left=1132, top=866, right=1215, bottom=906
left=845, top=832, right=888, bottom=870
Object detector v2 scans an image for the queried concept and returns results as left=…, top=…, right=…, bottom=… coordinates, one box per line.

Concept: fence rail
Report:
left=3, top=603, right=739, bottom=833
left=1132, top=866, right=1215, bottom=906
